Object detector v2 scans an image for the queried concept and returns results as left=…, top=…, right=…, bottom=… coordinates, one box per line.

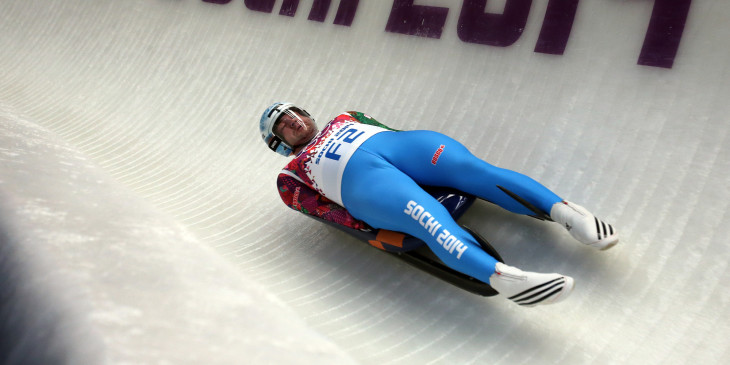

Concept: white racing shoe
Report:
left=550, top=201, right=619, bottom=250
left=489, top=263, right=574, bottom=307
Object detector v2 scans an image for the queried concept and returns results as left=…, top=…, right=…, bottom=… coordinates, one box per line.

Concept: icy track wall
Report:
left=1, top=0, right=729, bottom=364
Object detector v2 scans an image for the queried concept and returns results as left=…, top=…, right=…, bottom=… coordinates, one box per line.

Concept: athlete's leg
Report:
left=342, top=144, right=575, bottom=306
left=367, top=131, right=562, bottom=216
left=367, top=130, right=619, bottom=249
left=342, top=147, right=574, bottom=306
left=341, top=148, right=499, bottom=283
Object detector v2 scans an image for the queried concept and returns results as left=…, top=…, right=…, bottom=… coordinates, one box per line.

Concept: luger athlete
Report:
left=260, top=102, right=618, bottom=307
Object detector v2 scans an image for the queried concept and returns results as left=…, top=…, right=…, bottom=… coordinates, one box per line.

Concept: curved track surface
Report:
left=2, top=1, right=729, bottom=364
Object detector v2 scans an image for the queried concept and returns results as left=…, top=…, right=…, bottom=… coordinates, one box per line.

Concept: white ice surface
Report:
left=1, top=0, right=729, bottom=364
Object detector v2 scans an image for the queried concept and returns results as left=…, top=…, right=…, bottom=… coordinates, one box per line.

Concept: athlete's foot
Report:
left=550, top=201, right=619, bottom=250
left=489, top=263, right=574, bottom=307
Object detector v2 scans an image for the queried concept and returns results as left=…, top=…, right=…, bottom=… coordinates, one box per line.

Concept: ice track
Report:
left=1, top=1, right=729, bottom=364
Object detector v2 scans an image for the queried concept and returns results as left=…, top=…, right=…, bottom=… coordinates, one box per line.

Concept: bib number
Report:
left=325, top=126, right=365, bottom=161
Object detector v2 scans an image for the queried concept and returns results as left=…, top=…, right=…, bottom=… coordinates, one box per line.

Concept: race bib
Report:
left=306, top=121, right=384, bottom=205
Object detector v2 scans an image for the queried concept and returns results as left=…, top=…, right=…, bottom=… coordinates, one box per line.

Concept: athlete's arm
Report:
left=277, top=172, right=371, bottom=231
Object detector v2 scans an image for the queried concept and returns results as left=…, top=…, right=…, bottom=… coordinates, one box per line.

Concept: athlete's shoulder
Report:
left=328, top=112, right=357, bottom=123
left=343, top=111, right=399, bottom=131
left=344, top=111, right=372, bottom=123
left=326, top=111, right=375, bottom=124
left=321, top=110, right=399, bottom=131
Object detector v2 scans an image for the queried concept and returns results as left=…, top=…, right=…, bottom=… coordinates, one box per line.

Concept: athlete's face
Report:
left=274, top=109, right=317, bottom=149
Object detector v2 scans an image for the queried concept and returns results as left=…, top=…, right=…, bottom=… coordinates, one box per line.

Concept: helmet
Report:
left=260, top=102, right=313, bottom=156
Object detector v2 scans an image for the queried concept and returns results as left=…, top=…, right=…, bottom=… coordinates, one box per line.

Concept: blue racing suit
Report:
left=277, top=112, right=562, bottom=284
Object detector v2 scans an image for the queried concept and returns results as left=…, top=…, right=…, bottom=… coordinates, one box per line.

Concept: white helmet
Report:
left=259, top=102, right=313, bottom=156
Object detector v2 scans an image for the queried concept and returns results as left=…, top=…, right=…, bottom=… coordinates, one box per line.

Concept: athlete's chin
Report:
left=289, top=135, right=311, bottom=147
left=299, top=131, right=317, bottom=145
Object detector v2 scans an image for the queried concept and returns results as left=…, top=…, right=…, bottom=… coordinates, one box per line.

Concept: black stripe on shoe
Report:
left=595, top=217, right=601, bottom=241
left=508, top=277, right=566, bottom=305
left=521, top=286, right=565, bottom=306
